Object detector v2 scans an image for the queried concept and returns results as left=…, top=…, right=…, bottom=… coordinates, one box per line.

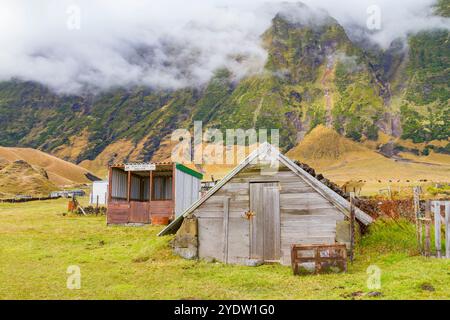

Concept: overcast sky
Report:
left=0, top=0, right=448, bottom=94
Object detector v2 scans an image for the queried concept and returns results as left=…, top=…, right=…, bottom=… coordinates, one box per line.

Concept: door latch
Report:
left=244, top=210, right=256, bottom=220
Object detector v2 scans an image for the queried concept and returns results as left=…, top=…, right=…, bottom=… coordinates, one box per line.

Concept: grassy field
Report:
left=0, top=198, right=449, bottom=300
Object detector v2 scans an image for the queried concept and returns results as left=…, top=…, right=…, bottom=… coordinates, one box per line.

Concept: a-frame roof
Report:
left=158, top=142, right=373, bottom=236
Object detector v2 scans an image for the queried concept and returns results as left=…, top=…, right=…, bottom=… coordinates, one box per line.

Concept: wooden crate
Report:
left=291, top=244, right=347, bottom=275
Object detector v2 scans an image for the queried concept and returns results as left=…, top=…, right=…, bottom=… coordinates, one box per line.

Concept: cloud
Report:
left=0, top=0, right=448, bottom=94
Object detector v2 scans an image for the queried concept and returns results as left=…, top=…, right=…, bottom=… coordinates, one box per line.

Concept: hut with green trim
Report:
left=107, top=162, right=203, bottom=225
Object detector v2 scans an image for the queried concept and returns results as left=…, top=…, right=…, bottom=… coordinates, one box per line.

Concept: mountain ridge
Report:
left=0, top=2, right=448, bottom=174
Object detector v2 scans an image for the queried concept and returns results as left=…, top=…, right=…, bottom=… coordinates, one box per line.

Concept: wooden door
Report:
left=250, top=182, right=281, bottom=261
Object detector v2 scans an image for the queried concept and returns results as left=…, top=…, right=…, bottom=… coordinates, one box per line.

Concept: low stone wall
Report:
left=0, top=196, right=61, bottom=203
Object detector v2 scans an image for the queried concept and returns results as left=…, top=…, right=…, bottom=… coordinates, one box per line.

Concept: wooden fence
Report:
left=415, top=194, right=450, bottom=259
left=291, top=244, right=347, bottom=275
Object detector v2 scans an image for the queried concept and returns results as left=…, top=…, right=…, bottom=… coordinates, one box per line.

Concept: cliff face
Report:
left=0, top=3, right=448, bottom=172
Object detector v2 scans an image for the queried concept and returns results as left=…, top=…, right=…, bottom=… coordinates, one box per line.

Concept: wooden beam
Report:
left=413, top=187, right=421, bottom=253
left=222, top=197, right=230, bottom=263
left=433, top=201, right=441, bottom=258
left=127, top=171, right=131, bottom=203
left=349, top=192, right=355, bottom=263
left=149, top=170, right=153, bottom=203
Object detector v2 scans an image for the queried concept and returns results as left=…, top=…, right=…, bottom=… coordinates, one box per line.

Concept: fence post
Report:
left=445, top=202, right=450, bottom=259
left=433, top=201, right=441, bottom=258
left=413, top=187, right=422, bottom=253
left=349, top=192, right=355, bottom=264
left=424, top=201, right=431, bottom=257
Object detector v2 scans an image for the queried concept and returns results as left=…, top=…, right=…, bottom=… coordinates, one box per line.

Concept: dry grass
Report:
left=0, top=160, right=57, bottom=197
left=0, top=146, right=94, bottom=186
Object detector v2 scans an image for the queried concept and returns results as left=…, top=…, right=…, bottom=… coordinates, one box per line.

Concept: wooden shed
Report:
left=158, top=143, right=373, bottom=266
left=107, top=162, right=203, bottom=225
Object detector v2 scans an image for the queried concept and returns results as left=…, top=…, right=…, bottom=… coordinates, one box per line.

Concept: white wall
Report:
left=90, top=181, right=109, bottom=205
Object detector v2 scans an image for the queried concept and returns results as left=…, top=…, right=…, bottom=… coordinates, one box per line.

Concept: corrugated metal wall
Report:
left=111, top=168, right=127, bottom=199
left=175, top=168, right=201, bottom=217
left=143, top=178, right=150, bottom=201
left=130, top=175, right=141, bottom=200
left=153, top=176, right=172, bottom=200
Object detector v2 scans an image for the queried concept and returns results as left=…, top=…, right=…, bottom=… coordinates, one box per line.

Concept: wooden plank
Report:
left=107, top=167, right=113, bottom=205
left=280, top=193, right=329, bottom=200
left=280, top=186, right=315, bottom=194
left=250, top=183, right=263, bottom=259
left=263, top=185, right=280, bottom=260
left=413, top=187, right=421, bottom=253
left=281, top=202, right=335, bottom=211
left=433, top=201, right=442, bottom=258
left=222, top=197, right=230, bottom=263
left=425, top=201, right=431, bottom=257
left=149, top=170, right=153, bottom=202
left=198, top=218, right=223, bottom=261
left=444, top=201, right=450, bottom=258
left=349, top=192, right=355, bottom=263
left=226, top=218, right=250, bottom=263
left=291, top=244, right=347, bottom=275
left=281, top=207, right=341, bottom=216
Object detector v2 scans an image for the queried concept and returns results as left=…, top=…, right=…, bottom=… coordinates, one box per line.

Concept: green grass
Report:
left=0, top=198, right=449, bottom=300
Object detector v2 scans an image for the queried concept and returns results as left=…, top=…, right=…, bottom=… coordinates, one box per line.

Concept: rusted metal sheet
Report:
left=149, top=200, right=174, bottom=216
left=291, top=243, right=347, bottom=275
left=107, top=201, right=130, bottom=224
left=129, top=201, right=150, bottom=223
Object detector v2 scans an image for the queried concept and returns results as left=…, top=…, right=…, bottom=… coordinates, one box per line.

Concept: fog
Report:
left=0, top=0, right=447, bottom=93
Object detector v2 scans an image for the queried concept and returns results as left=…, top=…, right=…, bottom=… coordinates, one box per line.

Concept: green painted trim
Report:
left=175, top=163, right=203, bottom=180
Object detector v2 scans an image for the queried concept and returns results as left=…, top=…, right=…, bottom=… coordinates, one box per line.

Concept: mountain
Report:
left=0, top=147, right=99, bottom=197
left=0, top=2, right=448, bottom=177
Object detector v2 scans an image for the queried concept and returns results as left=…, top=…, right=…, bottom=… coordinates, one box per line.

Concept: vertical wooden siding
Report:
left=195, top=163, right=345, bottom=265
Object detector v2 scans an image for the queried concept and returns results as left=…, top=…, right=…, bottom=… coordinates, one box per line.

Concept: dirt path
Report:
left=377, top=152, right=443, bottom=167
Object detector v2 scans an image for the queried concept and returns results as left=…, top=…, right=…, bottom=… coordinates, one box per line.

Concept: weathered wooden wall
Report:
left=193, top=163, right=346, bottom=265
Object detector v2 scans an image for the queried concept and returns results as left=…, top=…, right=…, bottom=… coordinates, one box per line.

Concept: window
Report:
left=152, top=176, right=172, bottom=200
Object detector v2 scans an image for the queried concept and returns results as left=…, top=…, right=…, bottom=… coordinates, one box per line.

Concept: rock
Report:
left=243, top=259, right=263, bottom=267
left=420, top=283, right=435, bottom=291
left=367, top=291, right=383, bottom=297
left=174, top=246, right=197, bottom=260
